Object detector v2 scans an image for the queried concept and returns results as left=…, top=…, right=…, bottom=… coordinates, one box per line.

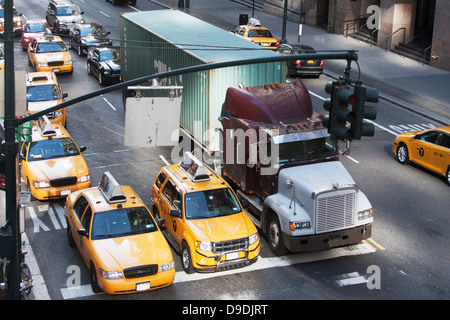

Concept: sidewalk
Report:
left=154, top=0, right=450, bottom=125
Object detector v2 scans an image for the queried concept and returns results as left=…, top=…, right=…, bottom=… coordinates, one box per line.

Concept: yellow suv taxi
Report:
left=26, top=72, right=67, bottom=126
left=65, top=171, right=175, bottom=295
left=152, top=152, right=260, bottom=274
left=0, top=6, right=23, bottom=36
left=20, top=116, right=90, bottom=200
left=27, top=33, right=73, bottom=74
left=232, top=18, right=279, bottom=50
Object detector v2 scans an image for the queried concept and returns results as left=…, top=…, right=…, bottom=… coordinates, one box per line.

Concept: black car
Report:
left=276, top=43, right=323, bottom=78
left=87, top=47, right=121, bottom=85
left=69, top=23, right=112, bottom=56
left=106, top=0, right=137, bottom=5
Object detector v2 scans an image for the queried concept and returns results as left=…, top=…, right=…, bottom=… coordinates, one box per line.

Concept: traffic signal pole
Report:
left=1, top=0, right=21, bottom=300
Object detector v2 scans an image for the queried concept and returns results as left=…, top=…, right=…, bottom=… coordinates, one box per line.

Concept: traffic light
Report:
left=322, top=80, right=356, bottom=141
left=352, top=82, right=378, bottom=139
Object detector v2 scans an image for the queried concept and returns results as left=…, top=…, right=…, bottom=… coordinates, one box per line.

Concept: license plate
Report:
left=136, top=281, right=150, bottom=291
left=307, top=60, right=314, bottom=64
left=226, top=252, right=239, bottom=260
left=60, top=189, right=71, bottom=196
left=261, top=43, right=270, bottom=47
left=53, top=68, right=60, bottom=72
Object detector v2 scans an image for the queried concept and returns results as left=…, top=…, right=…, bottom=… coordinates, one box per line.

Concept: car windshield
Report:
left=56, top=5, right=80, bottom=16
left=249, top=29, right=273, bottom=38
left=99, top=49, right=119, bottom=62
left=27, top=137, right=79, bottom=161
left=277, top=136, right=338, bottom=163
left=80, top=26, right=94, bottom=36
left=27, top=85, right=61, bottom=102
left=185, top=188, right=242, bottom=219
left=36, top=41, right=68, bottom=53
left=91, top=206, right=158, bottom=240
left=26, top=22, right=47, bottom=33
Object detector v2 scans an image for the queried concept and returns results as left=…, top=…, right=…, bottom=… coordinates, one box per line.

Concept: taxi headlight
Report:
left=54, top=110, right=63, bottom=117
left=159, top=261, right=174, bottom=272
left=32, top=180, right=50, bottom=189
left=37, top=62, right=47, bottom=67
left=98, top=268, right=123, bottom=279
left=248, top=233, right=258, bottom=245
left=64, top=60, right=72, bottom=65
left=78, top=175, right=90, bottom=183
left=196, top=241, right=211, bottom=252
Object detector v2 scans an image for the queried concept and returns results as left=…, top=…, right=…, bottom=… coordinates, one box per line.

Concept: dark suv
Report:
left=106, top=0, right=137, bottom=6
left=46, top=0, right=84, bottom=35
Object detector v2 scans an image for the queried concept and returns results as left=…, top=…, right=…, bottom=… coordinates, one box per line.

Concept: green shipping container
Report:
left=120, top=9, right=284, bottom=150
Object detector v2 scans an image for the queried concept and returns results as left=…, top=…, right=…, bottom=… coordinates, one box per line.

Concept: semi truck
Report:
left=221, top=81, right=373, bottom=255
left=120, top=9, right=373, bottom=255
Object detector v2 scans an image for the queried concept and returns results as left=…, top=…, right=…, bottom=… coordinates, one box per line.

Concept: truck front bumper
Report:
left=283, top=224, right=372, bottom=252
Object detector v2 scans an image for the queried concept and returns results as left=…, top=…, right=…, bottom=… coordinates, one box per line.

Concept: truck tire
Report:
left=267, top=213, right=288, bottom=256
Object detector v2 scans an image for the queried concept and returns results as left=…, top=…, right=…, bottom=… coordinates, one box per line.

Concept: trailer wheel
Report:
left=267, top=213, right=288, bottom=256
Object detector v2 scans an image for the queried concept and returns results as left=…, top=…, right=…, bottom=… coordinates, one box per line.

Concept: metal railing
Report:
left=384, top=27, right=405, bottom=52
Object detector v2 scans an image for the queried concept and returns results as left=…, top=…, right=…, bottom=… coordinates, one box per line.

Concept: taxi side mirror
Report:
left=156, top=218, right=165, bottom=228
left=79, top=146, right=86, bottom=152
left=241, top=199, right=249, bottom=208
left=63, top=92, right=68, bottom=98
left=169, top=209, right=182, bottom=218
left=78, top=228, right=88, bottom=237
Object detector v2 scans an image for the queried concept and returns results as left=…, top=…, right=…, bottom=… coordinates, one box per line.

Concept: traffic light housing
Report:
left=322, top=80, right=356, bottom=141
left=352, top=83, right=378, bottom=139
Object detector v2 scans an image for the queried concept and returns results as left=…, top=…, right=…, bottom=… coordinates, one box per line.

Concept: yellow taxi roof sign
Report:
left=98, top=171, right=127, bottom=204
left=178, top=152, right=210, bottom=182
left=37, top=115, right=56, bottom=137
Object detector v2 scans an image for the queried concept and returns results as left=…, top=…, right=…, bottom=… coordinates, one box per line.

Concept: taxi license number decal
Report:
left=136, top=281, right=150, bottom=291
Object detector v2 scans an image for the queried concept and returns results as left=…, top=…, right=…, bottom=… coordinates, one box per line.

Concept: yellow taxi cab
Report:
left=27, top=33, right=73, bottom=74
left=232, top=18, right=279, bottom=50
left=65, top=171, right=175, bottom=295
left=0, top=6, right=23, bottom=36
left=392, top=126, right=450, bottom=184
left=20, top=116, right=90, bottom=200
left=152, top=152, right=260, bottom=274
left=26, top=72, right=67, bottom=126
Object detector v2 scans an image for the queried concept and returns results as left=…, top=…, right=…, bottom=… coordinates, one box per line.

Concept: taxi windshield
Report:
left=91, top=206, right=158, bottom=240
left=27, top=85, right=61, bottom=102
left=27, top=137, right=79, bottom=161
left=185, top=188, right=242, bottom=219
left=36, top=41, right=68, bottom=53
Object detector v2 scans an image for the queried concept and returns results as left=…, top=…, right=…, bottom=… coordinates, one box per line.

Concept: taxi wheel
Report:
left=396, top=144, right=409, bottom=164
left=446, top=167, right=450, bottom=185
left=181, top=242, right=194, bottom=274
left=67, top=226, right=75, bottom=247
left=25, top=179, right=36, bottom=201
left=90, top=263, right=102, bottom=293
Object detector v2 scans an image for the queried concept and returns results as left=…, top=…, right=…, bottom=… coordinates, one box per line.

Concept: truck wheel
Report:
left=267, top=214, right=288, bottom=256
left=181, top=242, right=195, bottom=274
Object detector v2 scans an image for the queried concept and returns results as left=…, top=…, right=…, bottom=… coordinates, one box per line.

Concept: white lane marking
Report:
left=99, top=11, right=110, bottom=18
left=335, top=272, right=368, bottom=287
left=101, top=95, right=117, bottom=111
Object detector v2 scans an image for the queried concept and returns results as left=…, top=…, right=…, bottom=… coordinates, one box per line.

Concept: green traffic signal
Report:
left=352, top=83, right=378, bottom=139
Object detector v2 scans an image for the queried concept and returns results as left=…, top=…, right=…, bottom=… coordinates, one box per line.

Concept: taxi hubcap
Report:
left=398, top=146, right=407, bottom=162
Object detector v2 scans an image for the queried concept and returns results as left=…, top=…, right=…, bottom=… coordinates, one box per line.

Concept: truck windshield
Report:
left=185, top=188, right=242, bottom=219
left=277, top=136, right=337, bottom=163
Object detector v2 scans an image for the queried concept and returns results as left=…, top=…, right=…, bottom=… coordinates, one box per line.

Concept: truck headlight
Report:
left=358, top=209, right=373, bottom=220
left=159, top=261, right=174, bottom=272
left=196, top=241, right=211, bottom=252
left=98, top=268, right=123, bottom=279
left=289, top=221, right=311, bottom=231
left=248, top=233, right=258, bottom=245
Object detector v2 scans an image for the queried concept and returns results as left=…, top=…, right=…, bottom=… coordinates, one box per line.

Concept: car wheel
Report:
left=267, top=213, right=288, bottom=256
left=25, top=179, right=36, bottom=201
left=181, top=242, right=194, bottom=274
left=98, top=71, right=104, bottom=86
left=446, top=166, right=450, bottom=186
left=131, top=0, right=136, bottom=5
left=77, top=45, right=82, bottom=56
left=67, top=225, right=75, bottom=247
left=87, top=61, right=91, bottom=75
left=396, top=143, right=409, bottom=164
left=90, top=263, right=102, bottom=293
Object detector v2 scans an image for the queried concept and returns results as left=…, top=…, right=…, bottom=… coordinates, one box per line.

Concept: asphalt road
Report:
left=8, top=0, right=450, bottom=304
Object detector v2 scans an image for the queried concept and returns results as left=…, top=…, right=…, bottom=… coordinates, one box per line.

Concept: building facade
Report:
left=264, top=0, right=450, bottom=71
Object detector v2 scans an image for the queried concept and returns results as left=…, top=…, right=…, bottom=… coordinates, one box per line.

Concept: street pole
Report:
left=281, top=0, right=288, bottom=44
left=2, top=0, right=20, bottom=300
left=298, top=0, right=303, bottom=43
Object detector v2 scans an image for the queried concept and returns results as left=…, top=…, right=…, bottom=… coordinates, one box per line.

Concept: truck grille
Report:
left=316, top=191, right=355, bottom=233
left=124, top=265, right=158, bottom=279
left=50, top=177, right=77, bottom=188
left=212, top=237, right=248, bottom=253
